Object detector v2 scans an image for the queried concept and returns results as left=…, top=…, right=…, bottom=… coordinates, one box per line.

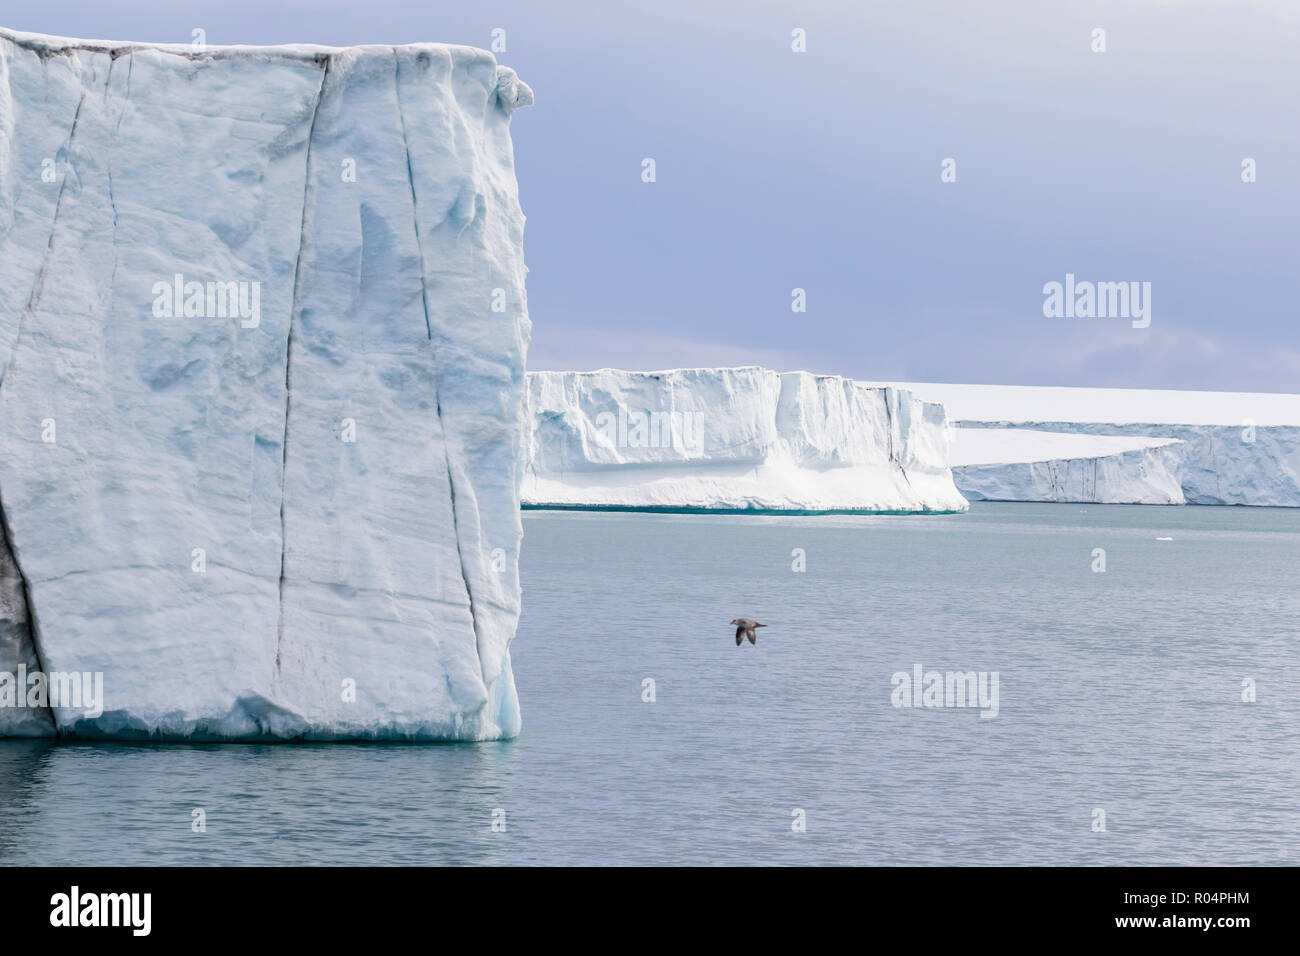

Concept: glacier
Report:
left=951, top=428, right=1186, bottom=505
left=525, top=372, right=1299, bottom=511
left=0, top=28, right=532, bottom=739
left=524, top=368, right=969, bottom=513
left=895, top=383, right=1300, bottom=507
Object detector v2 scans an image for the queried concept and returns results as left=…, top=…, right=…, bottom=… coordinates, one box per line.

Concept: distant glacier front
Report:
left=950, top=429, right=1186, bottom=505
left=524, top=368, right=969, bottom=514
left=525, top=373, right=1300, bottom=511
left=901, top=383, right=1300, bottom=507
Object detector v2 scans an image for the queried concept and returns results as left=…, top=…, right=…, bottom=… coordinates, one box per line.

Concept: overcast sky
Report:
left=12, top=0, right=1299, bottom=391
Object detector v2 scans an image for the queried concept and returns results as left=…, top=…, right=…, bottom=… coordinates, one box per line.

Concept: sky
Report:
left=8, top=0, right=1299, bottom=392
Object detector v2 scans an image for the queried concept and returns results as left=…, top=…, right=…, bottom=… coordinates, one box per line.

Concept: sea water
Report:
left=2, top=503, right=1297, bottom=865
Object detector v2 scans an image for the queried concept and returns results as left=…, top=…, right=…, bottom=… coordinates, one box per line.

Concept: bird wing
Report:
left=746, top=628, right=757, bottom=645
left=735, top=625, right=746, bottom=645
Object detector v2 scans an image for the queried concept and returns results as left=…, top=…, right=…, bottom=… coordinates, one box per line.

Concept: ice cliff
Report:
left=951, top=429, right=1186, bottom=505
left=898, top=384, right=1300, bottom=507
left=0, top=29, right=531, bottom=739
left=524, top=368, right=969, bottom=513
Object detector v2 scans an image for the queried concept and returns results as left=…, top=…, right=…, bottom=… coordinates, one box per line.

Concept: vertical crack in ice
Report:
left=0, top=90, right=85, bottom=387
left=393, top=53, right=488, bottom=684
left=0, top=63, right=88, bottom=735
left=1208, top=439, right=1222, bottom=500
left=105, top=54, right=129, bottom=315
left=275, top=58, right=330, bottom=677
left=118, top=51, right=133, bottom=123
left=0, top=486, right=56, bottom=735
left=393, top=54, right=434, bottom=342
left=883, top=388, right=915, bottom=494
left=883, top=388, right=895, bottom=462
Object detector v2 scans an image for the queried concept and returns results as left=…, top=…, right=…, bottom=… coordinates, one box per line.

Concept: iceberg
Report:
left=892, top=383, right=1300, bottom=507
left=951, top=428, right=1186, bottom=504
left=524, top=368, right=969, bottom=513
left=0, top=28, right=531, bottom=739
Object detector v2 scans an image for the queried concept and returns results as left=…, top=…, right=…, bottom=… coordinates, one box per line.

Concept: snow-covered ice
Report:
left=889, top=383, right=1300, bottom=507
left=950, top=428, right=1185, bottom=505
left=884, top=382, right=1300, bottom=427
left=524, top=368, right=969, bottom=513
left=0, top=28, right=531, bottom=739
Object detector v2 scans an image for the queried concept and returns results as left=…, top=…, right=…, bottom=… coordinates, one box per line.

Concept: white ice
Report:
left=524, top=368, right=969, bottom=514
left=950, top=428, right=1185, bottom=505
left=889, top=383, right=1300, bottom=507
left=0, top=28, right=531, bottom=739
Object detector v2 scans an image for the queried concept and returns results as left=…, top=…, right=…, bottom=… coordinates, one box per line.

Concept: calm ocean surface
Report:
left=3, top=502, right=1298, bottom=865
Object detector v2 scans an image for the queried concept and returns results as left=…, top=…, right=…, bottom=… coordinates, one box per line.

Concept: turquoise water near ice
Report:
left=3, top=502, right=1298, bottom=865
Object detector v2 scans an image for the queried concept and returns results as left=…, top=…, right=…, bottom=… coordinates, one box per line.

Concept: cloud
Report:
left=527, top=319, right=1300, bottom=394
left=527, top=323, right=839, bottom=375
left=897, top=321, right=1300, bottom=393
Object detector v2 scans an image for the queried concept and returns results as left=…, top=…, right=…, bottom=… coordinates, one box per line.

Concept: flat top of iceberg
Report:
left=879, top=382, right=1300, bottom=427
left=545, top=365, right=827, bottom=377
left=949, top=428, right=1180, bottom=467
left=0, top=25, right=494, bottom=61
left=536, top=367, right=923, bottom=394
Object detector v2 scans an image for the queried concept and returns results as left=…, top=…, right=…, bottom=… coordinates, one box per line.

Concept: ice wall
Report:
left=892, top=383, right=1300, bottom=508
left=983, top=423, right=1299, bottom=506
left=951, top=429, right=1186, bottom=504
left=524, top=368, right=969, bottom=513
left=0, top=28, right=531, bottom=739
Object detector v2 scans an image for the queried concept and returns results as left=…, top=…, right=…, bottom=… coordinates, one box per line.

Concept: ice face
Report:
left=0, top=29, right=531, bottom=740
left=897, top=384, right=1300, bottom=507
left=982, top=423, right=1300, bottom=507
left=524, top=368, right=969, bottom=514
left=951, top=429, right=1186, bottom=505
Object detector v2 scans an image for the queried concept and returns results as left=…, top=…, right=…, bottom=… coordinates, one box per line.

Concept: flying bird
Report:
left=731, top=618, right=767, bottom=645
